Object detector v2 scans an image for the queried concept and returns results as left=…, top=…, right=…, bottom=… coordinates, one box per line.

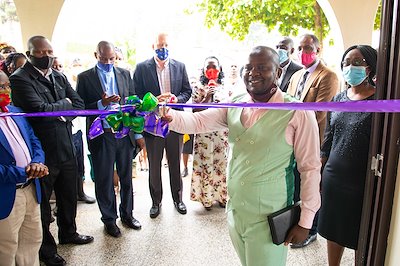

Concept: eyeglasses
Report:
left=342, top=58, right=367, bottom=67
left=0, top=83, right=10, bottom=89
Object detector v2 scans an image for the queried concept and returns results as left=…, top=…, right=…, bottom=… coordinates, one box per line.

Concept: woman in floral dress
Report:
left=191, top=56, right=229, bottom=210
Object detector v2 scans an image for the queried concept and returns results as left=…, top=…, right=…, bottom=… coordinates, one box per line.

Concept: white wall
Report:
left=385, top=157, right=400, bottom=265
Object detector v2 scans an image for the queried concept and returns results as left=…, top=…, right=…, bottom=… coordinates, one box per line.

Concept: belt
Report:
left=16, top=179, right=34, bottom=189
left=103, top=128, right=114, bottom=133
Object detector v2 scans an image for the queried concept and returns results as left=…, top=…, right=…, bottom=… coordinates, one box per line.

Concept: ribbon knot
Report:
left=88, top=92, right=169, bottom=140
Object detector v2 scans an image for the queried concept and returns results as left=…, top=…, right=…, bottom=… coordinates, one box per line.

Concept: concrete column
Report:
left=13, top=0, right=64, bottom=49
left=321, top=0, right=380, bottom=50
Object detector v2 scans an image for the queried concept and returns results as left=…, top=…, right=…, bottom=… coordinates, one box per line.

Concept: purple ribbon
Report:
left=143, top=112, right=169, bottom=137
left=1, top=100, right=399, bottom=138
left=2, top=100, right=400, bottom=119
left=166, top=99, right=400, bottom=113
left=0, top=109, right=119, bottom=117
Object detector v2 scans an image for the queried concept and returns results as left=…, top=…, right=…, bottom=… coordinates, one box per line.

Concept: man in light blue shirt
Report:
left=77, top=41, right=143, bottom=238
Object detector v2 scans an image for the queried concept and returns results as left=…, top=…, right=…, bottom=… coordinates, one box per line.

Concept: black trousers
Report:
left=39, top=158, right=78, bottom=258
left=89, top=132, right=134, bottom=224
left=145, top=131, right=183, bottom=205
left=293, top=164, right=319, bottom=235
left=73, top=130, right=85, bottom=178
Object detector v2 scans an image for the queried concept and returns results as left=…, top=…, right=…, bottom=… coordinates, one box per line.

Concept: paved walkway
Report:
left=48, top=161, right=354, bottom=265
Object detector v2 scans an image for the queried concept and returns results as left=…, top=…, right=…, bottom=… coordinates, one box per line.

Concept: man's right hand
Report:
left=101, top=93, right=121, bottom=107
left=159, top=103, right=172, bottom=122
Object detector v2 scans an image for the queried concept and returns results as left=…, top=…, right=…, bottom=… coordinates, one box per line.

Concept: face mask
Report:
left=0, top=88, right=11, bottom=112
left=155, top=48, right=169, bottom=61
left=300, top=52, right=316, bottom=67
left=342, top=65, right=368, bottom=86
left=30, top=55, right=55, bottom=70
left=205, top=68, right=220, bottom=81
left=97, top=62, right=113, bottom=72
left=277, top=49, right=289, bottom=64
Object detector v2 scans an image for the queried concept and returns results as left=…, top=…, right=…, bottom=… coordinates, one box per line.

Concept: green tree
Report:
left=194, top=0, right=330, bottom=46
left=374, top=1, right=381, bottom=30
left=115, top=39, right=137, bottom=69
left=0, top=0, right=18, bottom=24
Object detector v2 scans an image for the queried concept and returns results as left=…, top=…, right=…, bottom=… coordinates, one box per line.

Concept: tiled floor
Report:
left=49, top=163, right=354, bottom=266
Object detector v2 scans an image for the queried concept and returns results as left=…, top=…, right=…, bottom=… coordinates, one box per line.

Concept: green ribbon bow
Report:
left=105, top=92, right=159, bottom=133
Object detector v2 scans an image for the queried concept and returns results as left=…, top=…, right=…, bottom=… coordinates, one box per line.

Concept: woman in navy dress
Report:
left=318, top=45, right=377, bottom=266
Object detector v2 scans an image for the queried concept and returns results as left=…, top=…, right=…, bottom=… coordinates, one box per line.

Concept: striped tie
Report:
left=296, top=71, right=309, bottom=100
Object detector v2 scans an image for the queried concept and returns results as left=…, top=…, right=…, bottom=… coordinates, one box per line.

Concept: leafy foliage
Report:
left=0, top=0, right=18, bottom=24
left=374, top=1, right=381, bottom=30
left=115, top=39, right=137, bottom=69
left=195, top=0, right=330, bottom=43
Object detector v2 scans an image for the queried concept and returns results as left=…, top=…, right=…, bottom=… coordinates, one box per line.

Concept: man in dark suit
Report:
left=77, top=41, right=142, bottom=238
left=276, top=37, right=302, bottom=92
left=10, top=36, right=93, bottom=266
left=133, top=33, right=192, bottom=218
left=0, top=73, right=48, bottom=265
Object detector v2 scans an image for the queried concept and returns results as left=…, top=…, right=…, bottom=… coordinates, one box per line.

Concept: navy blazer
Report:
left=132, top=58, right=192, bottom=108
left=0, top=105, right=45, bottom=220
left=280, top=60, right=303, bottom=93
left=76, top=66, right=139, bottom=152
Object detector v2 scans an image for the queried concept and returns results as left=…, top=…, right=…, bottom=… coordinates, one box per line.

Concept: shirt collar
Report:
left=32, top=65, right=53, bottom=79
left=305, top=59, right=320, bottom=74
left=154, top=57, right=169, bottom=69
left=244, top=87, right=284, bottom=104
left=281, top=60, right=291, bottom=71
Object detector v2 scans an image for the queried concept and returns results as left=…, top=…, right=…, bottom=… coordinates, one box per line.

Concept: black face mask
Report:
left=29, top=55, right=55, bottom=70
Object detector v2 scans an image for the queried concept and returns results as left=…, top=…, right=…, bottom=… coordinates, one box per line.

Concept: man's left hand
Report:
left=284, top=224, right=309, bottom=246
left=25, top=163, right=49, bottom=179
left=157, top=93, right=178, bottom=103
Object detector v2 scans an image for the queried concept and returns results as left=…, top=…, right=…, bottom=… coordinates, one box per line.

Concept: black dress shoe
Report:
left=150, top=204, right=161, bottom=218
left=59, top=234, right=94, bottom=245
left=77, top=194, right=96, bottom=204
left=181, top=167, right=188, bottom=177
left=121, top=217, right=142, bottom=230
left=290, top=233, right=317, bottom=248
left=104, top=223, right=121, bottom=238
left=40, top=253, right=66, bottom=266
left=174, top=201, right=187, bottom=214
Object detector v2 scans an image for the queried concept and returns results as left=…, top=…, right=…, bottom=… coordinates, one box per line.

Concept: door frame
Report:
left=356, top=0, right=400, bottom=265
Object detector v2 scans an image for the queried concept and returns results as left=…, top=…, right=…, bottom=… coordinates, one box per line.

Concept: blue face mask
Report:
left=277, top=49, right=289, bottom=64
left=155, top=48, right=169, bottom=61
left=342, top=65, right=367, bottom=86
left=97, top=62, right=113, bottom=72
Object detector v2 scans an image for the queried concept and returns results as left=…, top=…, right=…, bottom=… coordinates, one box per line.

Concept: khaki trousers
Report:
left=0, top=184, right=42, bottom=266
